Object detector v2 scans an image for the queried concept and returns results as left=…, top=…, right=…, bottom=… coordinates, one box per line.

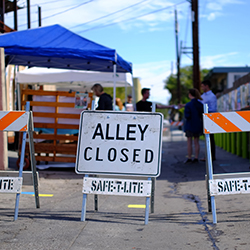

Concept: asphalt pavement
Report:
left=1, top=130, right=250, bottom=250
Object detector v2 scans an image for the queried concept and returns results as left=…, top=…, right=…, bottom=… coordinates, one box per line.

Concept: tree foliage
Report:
left=164, top=66, right=210, bottom=104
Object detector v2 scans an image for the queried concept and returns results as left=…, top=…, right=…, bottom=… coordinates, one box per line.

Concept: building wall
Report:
left=227, top=72, right=249, bottom=88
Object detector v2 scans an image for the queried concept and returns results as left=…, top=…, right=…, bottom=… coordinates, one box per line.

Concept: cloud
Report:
left=207, top=2, right=223, bottom=11
left=200, top=52, right=238, bottom=69
left=204, top=0, right=244, bottom=21
left=133, top=61, right=172, bottom=104
left=7, top=0, right=186, bottom=33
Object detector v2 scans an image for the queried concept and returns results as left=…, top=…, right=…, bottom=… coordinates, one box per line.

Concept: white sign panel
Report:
left=0, top=177, right=22, bottom=193
left=75, top=111, right=163, bottom=177
left=210, top=177, right=250, bottom=196
left=83, top=177, right=152, bottom=197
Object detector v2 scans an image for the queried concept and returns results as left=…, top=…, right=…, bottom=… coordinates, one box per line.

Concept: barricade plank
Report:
left=33, top=112, right=80, bottom=119
left=35, top=155, right=75, bottom=162
left=22, top=89, right=76, bottom=97
left=203, top=111, right=250, bottom=134
left=32, top=143, right=77, bottom=153
left=33, top=134, right=78, bottom=140
left=34, top=123, right=79, bottom=130
left=21, top=100, right=75, bottom=108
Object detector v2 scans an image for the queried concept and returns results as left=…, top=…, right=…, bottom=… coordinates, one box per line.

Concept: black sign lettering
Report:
left=84, top=147, right=92, bottom=161
left=242, top=180, right=248, bottom=190
left=108, top=181, right=114, bottom=192
left=145, top=149, right=153, bottom=163
left=127, top=124, right=136, bottom=140
left=138, top=124, right=149, bottom=141
left=116, top=124, right=125, bottom=140
left=92, top=123, right=104, bottom=139
left=133, top=149, right=140, bottom=162
left=106, top=124, right=115, bottom=140
left=120, top=148, right=129, bottom=162
left=96, top=147, right=103, bottom=161
left=108, top=148, right=117, bottom=162
left=91, top=180, right=97, bottom=191
left=0, top=179, right=14, bottom=191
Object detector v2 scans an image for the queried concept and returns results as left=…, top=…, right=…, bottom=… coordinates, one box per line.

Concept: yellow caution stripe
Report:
left=128, top=204, right=146, bottom=208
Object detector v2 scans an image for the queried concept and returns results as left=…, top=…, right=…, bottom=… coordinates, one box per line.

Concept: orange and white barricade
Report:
left=0, top=102, right=40, bottom=220
left=203, top=105, right=250, bottom=224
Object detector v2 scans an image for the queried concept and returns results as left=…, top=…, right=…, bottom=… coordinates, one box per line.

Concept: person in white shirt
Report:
left=200, top=80, right=217, bottom=161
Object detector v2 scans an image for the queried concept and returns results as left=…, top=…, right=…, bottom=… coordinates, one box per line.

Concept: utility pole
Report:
left=27, top=0, right=31, bottom=29
left=191, top=0, right=200, bottom=90
left=14, top=0, right=18, bottom=30
left=0, top=0, right=5, bottom=23
left=38, top=6, right=42, bottom=27
left=175, top=9, right=181, bottom=104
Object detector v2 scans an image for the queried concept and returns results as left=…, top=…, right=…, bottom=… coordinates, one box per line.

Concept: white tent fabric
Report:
left=16, top=67, right=132, bottom=92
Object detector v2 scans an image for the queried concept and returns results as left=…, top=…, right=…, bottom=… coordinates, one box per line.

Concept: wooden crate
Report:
left=20, top=88, right=92, bottom=164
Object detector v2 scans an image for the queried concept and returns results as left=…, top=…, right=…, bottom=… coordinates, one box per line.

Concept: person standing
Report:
left=200, top=80, right=217, bottom=161
left=91, top=83, right=112, bottom=110
left=136, top=88, right=173, bottom=111
left=184, top=88, right=204, bottom=163
left=115, top=97, right=125, bottom=111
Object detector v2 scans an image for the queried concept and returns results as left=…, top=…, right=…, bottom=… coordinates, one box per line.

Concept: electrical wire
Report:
left=18, top=0, right=94, bottom=27
left=75, top=0, right=187, bottom=34
left=70, top=0, right=149, bottom=29
left=17, top=3, right=81, bottom=17
left=30, top=0, right=69, bottom=7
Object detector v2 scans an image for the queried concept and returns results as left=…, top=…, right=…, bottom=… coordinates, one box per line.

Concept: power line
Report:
left=75, top=0, right=187, bottom=34
left=17, top=3, right=81, bottom=17
left=70, top=0, right=149, bottom=29
left=30, top=0, right=69, bottom=7
left=18, top=0, right=94, bottom=27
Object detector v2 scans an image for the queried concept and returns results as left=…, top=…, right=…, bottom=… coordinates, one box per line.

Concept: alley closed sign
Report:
left=75, top=111, right=163, bottom=177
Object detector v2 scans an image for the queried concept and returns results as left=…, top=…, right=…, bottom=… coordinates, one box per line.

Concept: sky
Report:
left=4, top=0, right=250, bottom=104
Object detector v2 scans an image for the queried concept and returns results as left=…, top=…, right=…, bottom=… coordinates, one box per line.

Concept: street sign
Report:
left=75, top=111, right=163, bottom=177
left=0, top=177, right=22, bottom=193
left=210, top=176, right=250, bottom=196
left=83, top=177, right=152, bottom=197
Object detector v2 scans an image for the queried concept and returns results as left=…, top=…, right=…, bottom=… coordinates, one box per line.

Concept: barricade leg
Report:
left=145, top=177, right=151, bottom=225
left=14, top=102, right=31, bottom=221
left=81, top=174, right=88, bottom=221
left=150, top=177, right=155, bottom=213
left=204, top=104, right=216, bottom=222
left=81, top=193, right=87, bottom=221
left=211, top=196, right=217, bottom=224
left=28, top=114, right=40, bottom=208
left=94, top=175, right=98, bottom=211
left=14, top=129, right=27, bottom=221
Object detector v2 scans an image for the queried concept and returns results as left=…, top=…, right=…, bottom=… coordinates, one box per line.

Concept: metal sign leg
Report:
left=150, top=177, right=155, bottom=213
left=211, top=196, right=217, bottom=224
left=28, top=111, right=40, bottom=208
left=81, top=174, right=88, bottom=221
left=14, top=129, right=27, bottom=220
left=204, top=104, right=217, bottom=224
left=145, top=177, right=151, bottom=225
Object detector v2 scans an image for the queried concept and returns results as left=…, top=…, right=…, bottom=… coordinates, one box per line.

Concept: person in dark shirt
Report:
left=184, top=88, right=204, bottom=163
left=91, top=83, right=113, bottom=110
left=136, top=88, right=173, bottom=111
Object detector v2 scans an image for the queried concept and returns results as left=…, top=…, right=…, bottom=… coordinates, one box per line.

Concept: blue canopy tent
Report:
left=0, top=24, right=133, bottom=108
